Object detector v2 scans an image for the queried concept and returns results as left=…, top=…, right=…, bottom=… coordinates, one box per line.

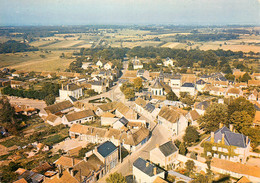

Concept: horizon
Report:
left=0, top=0, right=259, bottom=26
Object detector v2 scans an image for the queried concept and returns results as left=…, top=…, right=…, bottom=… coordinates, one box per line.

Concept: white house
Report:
left=133, top=157, right=165, bottom=183
left=104, top=61, right=113, bottom=70
left=62, top=110, right=95, bottom=126
left=163, top=57, right=174, bottom=67
left=45, top=114, right=62, bottom=126
left=112, top=117, right=129, bottom=130
left=132, top=56, right=143, bottom=70
left=196, top=79, right=207, bottom=92
left=59, top=83, right=83, bottom=101
left=101, top=112, right=118, bottom=126
left=96, top=60, right=103, bottom=67
left=225, top=87, right=243, bottom=98
left=180, top=83, right=196, bottom=96
left=157, top=106, right=188, bottom=136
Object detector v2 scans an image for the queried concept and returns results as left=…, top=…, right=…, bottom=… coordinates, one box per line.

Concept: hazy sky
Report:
left=0, top=0, right=259, bottom=26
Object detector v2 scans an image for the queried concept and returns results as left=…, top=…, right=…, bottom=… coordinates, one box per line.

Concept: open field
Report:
left=0, top=51, right=74, bottom=72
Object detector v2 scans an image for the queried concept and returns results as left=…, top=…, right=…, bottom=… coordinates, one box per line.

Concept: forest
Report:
left=0, top=40, right=38, bottom=53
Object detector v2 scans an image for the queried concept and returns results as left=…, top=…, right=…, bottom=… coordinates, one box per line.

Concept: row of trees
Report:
left=175, top=33, right=239, bottom=42
left=0, top=40, right=38, bottom=54
left=2, top=83, right=60, bottom=105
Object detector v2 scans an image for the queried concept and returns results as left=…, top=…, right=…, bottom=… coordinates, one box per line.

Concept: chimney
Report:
left=146, top=162, right=149, bottom=167
left=68, top=168, right=74, bottom=177
left=210, top=132, right=214, bottom=143
left=194, top=103, right=197, bottom=109
left=156, top=144, right=159, bottom=148
left=229, top=124, right=234, bottom=132
left=153, top=167, right=157, bottom=175
left=219, top=123, right=223, bottom=129
left=246, top=136, right=249, bottom=145
left=202, top=105, right=204, bottom=111
left=221, top=133, right=225, bottom=144
left=58, top=165, right=63, bottom=178
left=62, top=84, right=64, bottom=90
left=72, top=157, right=75, bottom=166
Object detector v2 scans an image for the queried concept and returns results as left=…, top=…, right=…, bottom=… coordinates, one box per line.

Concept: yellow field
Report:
left=161, top=42, right=181, bottom=48
left=0, top=51, right=74, bottom=72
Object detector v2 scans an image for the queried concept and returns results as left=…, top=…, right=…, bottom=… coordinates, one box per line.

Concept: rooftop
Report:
left=65, top=110, right=95, bottom=122
left=158, top=141, right=178, bottom=157
left=133, top=157, right=164, bottom=177
left=44, top=100, right=73, bottom=114
left=97, top=141, right=118, bottom=158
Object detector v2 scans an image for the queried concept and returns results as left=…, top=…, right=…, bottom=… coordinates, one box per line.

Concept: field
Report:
left=0, top=51, right=74, bottom=72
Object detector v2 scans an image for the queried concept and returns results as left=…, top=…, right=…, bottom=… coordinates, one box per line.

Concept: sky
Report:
left=0, top=0, right=259, bottom=26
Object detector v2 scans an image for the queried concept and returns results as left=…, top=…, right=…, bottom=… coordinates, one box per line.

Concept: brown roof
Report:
left=32, top=162, right=52, bottom=173
left=190, top=110, right=200, bottom=121
left=135, top=98, right=147, bottom=107
left=153, top=176, right=168, bottom=183
left=13, top=178, right=28, bottom=183
left=248, top=80, right=260, bottom=86
left=158, top=106, right=181, bottom=123
left=115, top=102, right=137, bottom=119
left=122, top=70, right=137, bottom=78
left=237, top=176, right=251, bottom=183
left=234, top=71, right=246, bottom=79
left=46, top=114, right=59, bottom=122
left=68, top=146, right=82, bottom=157
left=98, top=101, right=118, bottom=112
left=160, top=81, right=172, bottom=94
left=55, top=156, right=82, bottom=168
left=211, top=158, right=260, bottom=178
left=234, top=83, right=247, bottom=87
left=226, top=88, right=241, bottom=94
left=101, top=112, right=116, bottom=118
left=44, top=101, right=73, bottom=114
left=45, top=170, right=79, bottom=183
left=254, top=111, right=260, bottom=125
left=62, top=84, right=81, bottom=91
left=15, top=168, right=27, bottom=175
left=65, top=110, right=95, bottom=122
left=181, top=74, right=196, bottom=84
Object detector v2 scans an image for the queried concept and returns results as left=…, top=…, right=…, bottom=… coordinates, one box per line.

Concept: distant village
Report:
left=0, top=54, right=259, bottom=183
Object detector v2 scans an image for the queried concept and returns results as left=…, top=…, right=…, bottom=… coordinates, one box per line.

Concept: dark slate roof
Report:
left=206, top=126, right=250, bottom=148
left=90, top=81, right=103, bottom=86
left=195, top=101, right=210, bottom=110
left=152, top=78, right=163, bottom=89
left=182, top=82, right=195, bottom=87
left=97, top=141, right=118, bottom=158
left=168, top=170, right=193, bottom=181
left=68, top=96, right=77, bottom=102
left=159, top=141, right=178, bottom=157
left=137, top=69, right=145, bottom=74
left=200, top=75, right=210, bottom=78
left=254, top=104, right=260, bottom=111
left=140, top=76, right=147, bottom=81
left=133, top=157, right=164, bottom=177
left=196, top=79, right=206, bottom=85
left=119, top=117, right=129, bottom=126
left=144, top=103, right=155, bottom=113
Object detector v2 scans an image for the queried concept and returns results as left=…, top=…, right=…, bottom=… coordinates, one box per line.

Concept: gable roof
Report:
left=152, top=78, right=163, bottom=89
left=206, top=126, right=250, bottom=148
left=226, top=88, right=241, bottom=95
left=118, top=117, right=129, bottom=126
left=44, top=101, right=73, bottom=114
left=144, top=103, right=155, bottom=113
left=158, top=106, right=181, bottom=123
left=159, top=141, right=178, bottom=157
left=65, top=110, right=95, bottom=122
left=101, top=112, right=116, bottom=118
left=62, top=84, right=81, bottom=91
left=98, top=101, right=118, bottom=112
left=97, top=141, right=117, bottom=158
left=133, top=157, right=164, bottom=177
left=182, top=82, right=195, bottom=87
left=46, top=114, right=59, bottom=122
left=190, top=110, right=200, bottom=121
left=55, top=156, right=82, bottom=168
left=196, top=79, right=206, bottom=85
left=13, top=178, right=28, bottom=183
left=135, top=98, right=147, bottom=107
left=45, top=169, right=79, bottom=183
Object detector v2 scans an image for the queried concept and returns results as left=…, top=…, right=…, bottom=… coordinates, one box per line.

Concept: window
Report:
left=212, top=146, right=217, bottom=151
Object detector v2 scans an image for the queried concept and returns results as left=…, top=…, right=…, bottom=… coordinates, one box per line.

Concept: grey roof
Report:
left=152, top=78, right=163, bottom=89
left=195, top=101, right=210, bottom=110
left=140, top=76, right=147, bottom=81
left=196, top=79, right=206, bottom=85
left=254, top=104, right=260, bottom=111
left=68, top=96, right=77, bottom=102
left=182, top=82, right=195, bottom=87
left=133, top=157, right=165, bottom=177
left=18, top=170, right=44, bottom=183
left=97, top=141, right=118, bottom=158
left=159, top=141, right=178, bottom=157
left=119, top=117, right=129, bottom=126
left=90, top=81, right=103, bottom=86
left=206, top=126, right=250, bottom=148
left=168, top=170, right=193, bottom=182
left=144, top=103, right=155, bottom=113
left=171, top=75, right=181, bottom=80
left=137, top=69, right=145, bottom=74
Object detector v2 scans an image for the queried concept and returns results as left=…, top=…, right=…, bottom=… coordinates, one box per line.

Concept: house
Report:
left=44, top=169, right=79, bottom=183
left=96, top=60, right=103, bottom=67
left=112, top=117, right=129, bottom=130
left=251, top=72, right=260, bottom=80
left=0, top=78, right=10, bottom=87
left=253, top=111, right=260, bottom=127
left=202, top=85, right=226, bottom=96
left=133, top=157, right=165, bottom=183
left=150, top=141, right=178, bottom=168
left=82, top=62, right=93, bottom=70
left=194, top=101, right=211, bottom=115
left=143, top=103, right=160, bottom=122
left=132, top=56, right=143, bottom=70
left=59, top=84, right=83, bottom=101
left=248, top=89, right=259, bottom=101
left=157, top=106, right=188, bottom=136
left=89, top=81, right=106, bottom=94
left=248, top=80, right=260, bottom=86
left=104, top=61, right=113, bottom=70
left=151, top=78, right=172, bottom=96
left=226, top=87, right=243, bottom=98
left=204, top=124, right=251, bottom=163
left=11, top=80, right=25, bottom=88
left=180, top=83, right=196, bottom=96
left=115, top=102, right=138, bottom=120
left=168, top=170, right=193, bottom=182
left=163, top=57, right=174, bottom=67
left=55, top=156, right=82, bottom=169
left=93, top=141, right=118, bottom=173
left=100, top=112, right=118, bottom=126
left=62, top=110, right=95, bottom=126
left=45, top=114, right=62, bottom=126
left=195, top=79, right=206, bottom=92
left=134, top=97, right=147, bottom=114
left=95, top=101, right=118, bottom=116
left=187, top=110, right=200, bottom=126
left=16, top=169, right=44, bottom=183
left=44, top=100, right=74, bottom=115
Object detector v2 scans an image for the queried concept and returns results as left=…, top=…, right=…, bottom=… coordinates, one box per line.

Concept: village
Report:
left=0, top=48, right=259, bottom=183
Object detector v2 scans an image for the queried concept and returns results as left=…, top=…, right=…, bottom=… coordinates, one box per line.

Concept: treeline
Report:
left=0, top=40, right=38, bottom=54
left=175, top=33, right=239, bottom=42
left=2, top=83, right=60, bottom=100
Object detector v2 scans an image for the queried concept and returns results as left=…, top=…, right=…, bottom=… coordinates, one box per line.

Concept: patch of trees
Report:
left=175, top=33, right=239, bottom=42
left=0, top=40, right=38, bottom=54
left=2, top=83, right=60, bottom=105
left=223, top=29, right=251, bottom=34
left=120, top=82, right=135, bottom=100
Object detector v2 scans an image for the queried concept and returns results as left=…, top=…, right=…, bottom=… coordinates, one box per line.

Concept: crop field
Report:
left=0, top=51, right=74, bottom=72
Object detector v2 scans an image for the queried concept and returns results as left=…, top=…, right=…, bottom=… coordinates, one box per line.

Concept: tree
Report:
left=240, top=72, right=251, bottom=83
left=166, top=91, right=178, bottom=101
left=230, top=111, right=253, bottom=134
left=124, top=88, right=135, bottom=100
left=179, top=142, right=187, bottom=155
left=185, top=160, right=195, bottom=176
left=224, top=73, right=235, bottom=81
left=106, top=172, right=126, bottom=183
left=191, top=174, right=209, bottom=183
left=183, top=126, right=200, bottom=145
left=128, top=61, right=133, bottom=70
left=228, top=97, right=255, bottom=119
left=133, top=77, right=143, bottom=92
left=44, top=94, right=56, bottom=106
left=198, top=103, right=228, bottom=133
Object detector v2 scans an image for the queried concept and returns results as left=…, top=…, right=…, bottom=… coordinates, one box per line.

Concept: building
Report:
left=157, top=106, right=188, bottom=136
left=226, top=88, right=243, bottom=98
left=44, top=100, right=74, bottom=115
left=45, top=114, right=62, bottom=126
left=134, top=98, right=147, bottom=114
left=104, top=61, right=113, bottom=70
left=195, top=79, right=206, bottom=92
left=112, top=117, right=129, bottom=130
left=93, top=141, right=118, bottom=173
left=150, top=141, right=178, bottom=168
left=163, top=57, right=174, bottom=67
left=132, top=56, right=143, bottom=70
left=151, top=78, right=172, bottom=96
left=100, top=112, right=118, bottom=126
left=90, top=81, right=106, bottom=94
left=96, top=60, right=103, bottom=67
left=62, top=110, right=95, bottom=126
left=133, top=157, right=165, bottom=183
left=59, top=84, right=83, bottom=101
left=180, top=83, right=196, bottom=96
left=204, top=125, right=251, bottom=163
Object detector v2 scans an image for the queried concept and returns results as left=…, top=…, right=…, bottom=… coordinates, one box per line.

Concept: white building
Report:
left=180, top=83, right=196, bottom=96
left=104, top=62, right=113, bottom=70
left=62, top=110, right=95, bottom=127
left=133, top=157, right=165, bottom=183
left=96, top=60, right=103, bottom=67
left=59, top=84, right=83, bottom=101
left=163, top=57, right=174, bottom=67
